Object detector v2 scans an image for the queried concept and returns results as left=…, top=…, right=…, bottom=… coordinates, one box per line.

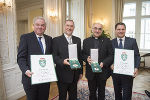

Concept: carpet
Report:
left=51, top=79, right=150, bottom=100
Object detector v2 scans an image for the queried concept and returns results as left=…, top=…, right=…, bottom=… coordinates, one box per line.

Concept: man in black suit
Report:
left=17, top=16, right=52, bottom=100
left=111, top=22, right=140, bottom=100
left=82, top=23, right=114, bottom=100
left=52, top=20, right=82, bottom=100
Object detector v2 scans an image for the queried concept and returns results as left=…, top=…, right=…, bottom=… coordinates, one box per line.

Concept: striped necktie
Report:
left=38, top=37, right=44, bottom=54
left=118, top=39, right=123, bottom=49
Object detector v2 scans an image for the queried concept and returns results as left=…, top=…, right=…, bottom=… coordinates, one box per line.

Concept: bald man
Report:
left=82, top=23, right=114, bottom=100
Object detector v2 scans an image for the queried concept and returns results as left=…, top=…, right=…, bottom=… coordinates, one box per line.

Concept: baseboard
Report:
left=7, top=89, right=25, bottom=100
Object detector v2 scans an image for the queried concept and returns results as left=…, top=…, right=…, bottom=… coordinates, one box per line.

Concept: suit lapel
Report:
left=114, top=38, right=118, bottom=48
left=31, top=32, right=44, bottom=54
left=44, top=35, right=48, bottom=54
left=62, top=34, right=69, bottom=45
left=124, top=37, right=128, bottom=49
left=98, top=37, right=104, bottom=49
left=72, top=36, right=78, bottom=44
left=61, top=34, right=69, bottom=57
left=31, top=32, right=40, bottom=47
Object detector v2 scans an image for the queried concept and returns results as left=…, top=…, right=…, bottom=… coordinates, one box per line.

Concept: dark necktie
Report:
left=118, top=38, right=123, bottom=49
left=38, top=37, right=44, bottom=54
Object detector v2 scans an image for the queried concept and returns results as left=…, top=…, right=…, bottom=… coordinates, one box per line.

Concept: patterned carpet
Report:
left=52, top=79, right=150, bottom=100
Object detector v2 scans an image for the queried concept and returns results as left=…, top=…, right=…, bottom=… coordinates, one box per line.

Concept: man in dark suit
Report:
left=111, top=22, right=140, bottom=100
left=82, top=23, right=114, bottom=100
left=52, top=20, right=82, bottom=100
left=17, top=16, right=52, bottom=100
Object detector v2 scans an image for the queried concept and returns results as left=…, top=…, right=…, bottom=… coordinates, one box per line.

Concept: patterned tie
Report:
left=118, top=38, right=123, bottom=49
left=38, top=37, right=44, bottom=54
left=68, top=37, right=72, bottom=44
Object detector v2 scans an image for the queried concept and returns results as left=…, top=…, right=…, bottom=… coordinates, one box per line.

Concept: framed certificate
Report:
left=113, top=49, right=134, bottom=76
left=30, top=55, right=57, bottom=85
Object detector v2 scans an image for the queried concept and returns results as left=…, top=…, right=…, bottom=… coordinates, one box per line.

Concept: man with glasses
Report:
left=17, top=16, right=52, bottom=100
left=52, top=20, right=83, bottom=100
left=82, top=23, right=114, bottom=100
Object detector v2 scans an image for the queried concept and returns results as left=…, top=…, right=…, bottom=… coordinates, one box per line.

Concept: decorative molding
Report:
left=17, top=5, right=43, bottom=21
left=16, top=0, right=43, bottom=10
left=2, top=63, right=17, bottom=71
left=7, top=89, right=25, bottom=100
left=3, top=65, right=23, bottom=100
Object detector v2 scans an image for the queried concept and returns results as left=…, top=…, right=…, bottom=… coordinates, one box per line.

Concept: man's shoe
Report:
left=145, top=90, right=150, bottom=98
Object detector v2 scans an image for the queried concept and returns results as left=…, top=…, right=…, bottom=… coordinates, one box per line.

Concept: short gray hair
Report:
left=33, top=16, right=46, bottom=26
left=65, top=20, right=75, bottom=26
left=92, top=23, right=103, bottom=28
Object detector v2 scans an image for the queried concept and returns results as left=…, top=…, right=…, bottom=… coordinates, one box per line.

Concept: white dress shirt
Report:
left=64, top=33, right=72, bottom=44
left=117, top=36, right=125, bottom=48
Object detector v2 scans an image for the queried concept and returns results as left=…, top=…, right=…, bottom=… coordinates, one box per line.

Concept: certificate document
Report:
left=90, top=49, right=102, bottom=73
left=31, top=55, right=57, bottom=85
left=68, top=44, right=81, bottom=69
left=113, top=49, right=134, bottom=76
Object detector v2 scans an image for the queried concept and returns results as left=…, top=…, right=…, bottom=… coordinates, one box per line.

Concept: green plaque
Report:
left=91, top=62, right=102, bottom=73
left=69, top=59, right=81, bottom=69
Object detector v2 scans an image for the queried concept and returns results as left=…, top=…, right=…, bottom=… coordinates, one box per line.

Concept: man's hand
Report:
left=100, top=62, right=104, bottom=68
left=87, top=56, right=92, bottom=65
left=25, top=70, right=33, bottom=77
left=111, top=64, right=114, bottom=70
left=63, top=58, right=70, bottom=65
left=133, top=68, right=138, bottom=77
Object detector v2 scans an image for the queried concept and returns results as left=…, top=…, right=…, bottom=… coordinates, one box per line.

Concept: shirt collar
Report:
left=117, top=36, right=125, bottom=41
left=36, top=34, right=44, bottom=38
left=64, top=33, right=72, bottom=39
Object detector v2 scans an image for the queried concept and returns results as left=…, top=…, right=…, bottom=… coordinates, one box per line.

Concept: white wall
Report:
left=0, top=0, right=24, bottom=99
left=0, top=0, right=44, bottom=100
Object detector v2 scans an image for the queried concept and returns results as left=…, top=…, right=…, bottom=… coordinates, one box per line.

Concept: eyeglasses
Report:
left=93, top=27, right=102, bottom=31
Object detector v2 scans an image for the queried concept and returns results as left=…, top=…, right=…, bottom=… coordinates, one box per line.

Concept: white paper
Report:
left=68, top=44, right=77, bottom=60
left=31, top=55, right=57, bottom=84
left=91, top=49, right=98, bottom=62
left=113, top=48, right=134, bottom=76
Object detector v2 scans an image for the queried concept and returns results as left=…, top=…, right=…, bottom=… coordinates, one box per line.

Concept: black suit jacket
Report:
left=112, top=37, right=140, bottom=68
left=52, top=34, right=82, bottom=83
left=17, top=32, right=52, bottom=87
left=82, top=36, right=114, bottom=80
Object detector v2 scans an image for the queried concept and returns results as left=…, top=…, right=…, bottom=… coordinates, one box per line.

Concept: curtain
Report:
left=44, top=0, right=66, bottom=37
left=115, top=0, right=124, bottom=24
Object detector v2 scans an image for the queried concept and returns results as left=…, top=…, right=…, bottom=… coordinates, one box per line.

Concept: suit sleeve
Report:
left=82, top=39, right=89, bottom=63
left=17, top=35, right=29, bottom=74
left=133, top=39, right=141, bottom=68
left=48, top=36, right=53, bottom=54
left=77, top=38, right=83, bottom=74
left=102, top=38, right=114, bottom=67
left=52, top=38, right=65, bottom=68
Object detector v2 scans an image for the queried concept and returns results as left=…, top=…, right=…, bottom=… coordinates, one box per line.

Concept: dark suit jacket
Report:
left=17, top=32, right=52, bottom=87
left=112, top=37, right=140, bottom=68
left=82, top=36, right=114, bottom=80
left=52, top=34, right=82, bottom=83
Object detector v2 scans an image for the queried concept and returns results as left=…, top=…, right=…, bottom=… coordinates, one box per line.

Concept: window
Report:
left=123, top=0, right=150, bottom=51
